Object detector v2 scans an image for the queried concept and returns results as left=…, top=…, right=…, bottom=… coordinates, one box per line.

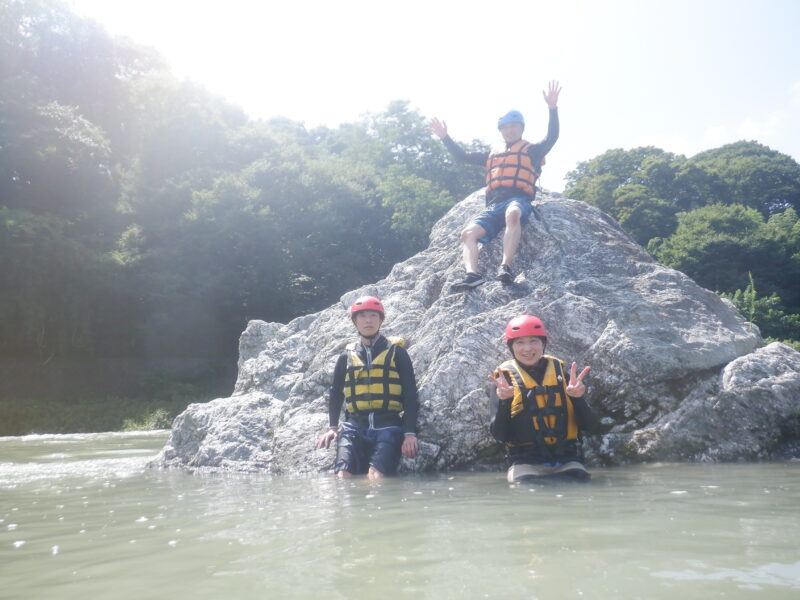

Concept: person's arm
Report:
left=429, top=117, right=489, bottom=166
left=395, top=347, right=418, bottom=434
left=490, top=400, right=513, bottom=442
left=328, top=353, right=348, bottom=427
left=316, top=353, right=348, bottom=449
left=443, top=137, right=490, bottom=166
left=488, top=369, right=514, bottom=442
left=394, top=346, right=420, bottom=458
left=528, top=107, right=559, bottom=160
left=529, top=81, right=561, bottom=158
left=570, top=396, right=598, bottom=433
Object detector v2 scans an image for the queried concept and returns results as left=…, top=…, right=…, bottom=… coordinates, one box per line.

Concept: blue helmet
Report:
left=498, top=110, right=525, bottom=129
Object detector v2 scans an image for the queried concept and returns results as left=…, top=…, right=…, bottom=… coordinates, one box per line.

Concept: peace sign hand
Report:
left=565, top=362, right=590, bottom=398
left=488, top=370, right=514, bottom=400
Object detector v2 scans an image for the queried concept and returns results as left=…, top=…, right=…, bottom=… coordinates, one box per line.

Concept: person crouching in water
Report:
left=316, top=296, right=419, bottom=479
left=488, top=315, right=596, bottom=481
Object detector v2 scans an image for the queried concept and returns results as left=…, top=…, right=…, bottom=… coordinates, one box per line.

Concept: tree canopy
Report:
left=1, top=0, right=485, bottom=365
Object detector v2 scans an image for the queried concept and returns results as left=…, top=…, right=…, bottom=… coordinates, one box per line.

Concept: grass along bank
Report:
left=0, top=383, right=217, bottom=436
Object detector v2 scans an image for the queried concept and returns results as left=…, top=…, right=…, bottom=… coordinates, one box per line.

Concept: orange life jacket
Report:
left=485, top=140, right=544, bottom=198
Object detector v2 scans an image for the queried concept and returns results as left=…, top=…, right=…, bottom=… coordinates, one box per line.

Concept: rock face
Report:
left=151, top=190, right=800, bottom=473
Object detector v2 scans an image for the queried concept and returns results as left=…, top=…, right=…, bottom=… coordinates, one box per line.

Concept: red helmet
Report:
left=505, top=315, right=547, bottom=343
left=349, top=296, right=385, bottom=319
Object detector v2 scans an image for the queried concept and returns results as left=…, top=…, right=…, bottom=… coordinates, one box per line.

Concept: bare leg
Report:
left=337, top=470, right=353, bottom=479
left=367, top=466, right=385, bottom=480
left=501, top=205, right=522, bottom=266
left=461, top=223, right=488, bottom=274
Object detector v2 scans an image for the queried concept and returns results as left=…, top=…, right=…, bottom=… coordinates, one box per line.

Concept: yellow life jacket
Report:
left=496, top=356, right=577, bottom=447
left=344, top=336, right=405, bottom=414
left=485, top=140, right=544, bottom=198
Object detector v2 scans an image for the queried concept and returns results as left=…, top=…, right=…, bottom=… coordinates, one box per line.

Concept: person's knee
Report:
left=462, top=224, right=487, bottom=243
left=337, top=470, right=353, bottom=479
left=460, top=227, right=477, bottom=243
left=506, top=206, right=522, bottom=226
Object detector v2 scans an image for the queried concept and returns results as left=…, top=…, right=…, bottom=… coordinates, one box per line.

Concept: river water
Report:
left=1, top=431, right=799, bottom=600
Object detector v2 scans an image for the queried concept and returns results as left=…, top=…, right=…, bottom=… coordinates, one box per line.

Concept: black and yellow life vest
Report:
left=344, top=336, right=405, bottom=414
left=485, top=140, right=543, bottom=198
left=496, top=356, right=577, bottom=452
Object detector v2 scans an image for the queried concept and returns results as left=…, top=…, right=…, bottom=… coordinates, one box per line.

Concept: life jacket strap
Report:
left=346, top=354, right=362, bottom=405
left=381, top=344, right=397, bottom=411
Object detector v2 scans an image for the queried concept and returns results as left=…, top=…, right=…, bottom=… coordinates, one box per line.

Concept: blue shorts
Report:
left=335, top=421, right=404, bottom=475
left=474, top=197, right=533, bottom=244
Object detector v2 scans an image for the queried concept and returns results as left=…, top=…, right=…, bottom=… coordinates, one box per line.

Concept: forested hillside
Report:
left=0, top=0, right=485, bottom=401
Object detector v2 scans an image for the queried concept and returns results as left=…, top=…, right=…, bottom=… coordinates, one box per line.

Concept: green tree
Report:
left=0, top=95, right=115, bottom=221
left=0, top=208, right=139, bottom=358
left=564, top=147, right=685, bottom=232
left=612, top=183, right=677, bottom=244
left=564, top=147, right=675, bottom=205
left=647, top=204, right=787, bottom=300
left=763, top=207, right=800, bottom=310
left=689, top=141, right=800, bottom=216
left=669, top=161, right=728, bottom=212
left=379, top=166, right=455, bottom=252
left=720, top=273, right=800, bottom=342
left=565, top=142, right=800, bottom=247
left=318, top=101, right=485, bottom=208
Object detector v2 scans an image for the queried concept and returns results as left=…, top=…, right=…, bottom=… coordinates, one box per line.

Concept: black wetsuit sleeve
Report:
left=328, top=353, right=348, bottom=428
left=490, top=400, right=512, bottom=442
left=570, top=396, right=597, bottom=433
left=394, top=346, right=419, bottom=434
left=527, top=108, right=560, bottom=161
left=489, top=370, right=515, bottom=442
left=442, top=135, right=490, bottom=166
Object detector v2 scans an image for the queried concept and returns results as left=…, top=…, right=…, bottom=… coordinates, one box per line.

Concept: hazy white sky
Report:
left=70, top=0, right=800, bottom=193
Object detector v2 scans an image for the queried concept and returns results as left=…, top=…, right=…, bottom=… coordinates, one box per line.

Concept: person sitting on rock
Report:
left=429, top=81, right=561, bottom=289
left=488, top=314, right=595, bottom=482
left=316, top=295, right=419, bottom=479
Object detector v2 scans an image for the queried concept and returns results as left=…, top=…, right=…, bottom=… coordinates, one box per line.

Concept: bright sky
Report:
left=71, top=0, right=800, bottom=193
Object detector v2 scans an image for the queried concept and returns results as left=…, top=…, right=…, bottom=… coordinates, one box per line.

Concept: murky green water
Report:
left=1, top=432, right=799, bottom=600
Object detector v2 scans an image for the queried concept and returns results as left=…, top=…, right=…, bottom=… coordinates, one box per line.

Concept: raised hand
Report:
left=542, top=80, right=561, bottom=108
left=429, top=117, right=448, bottom=140
left=565, top=362, right=590, bottom=397
left=488, top=370, right=514, bottom=400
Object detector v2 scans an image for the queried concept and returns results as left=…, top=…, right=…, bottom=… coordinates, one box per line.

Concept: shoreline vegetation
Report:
left=0, top=382, right=218, bottom=437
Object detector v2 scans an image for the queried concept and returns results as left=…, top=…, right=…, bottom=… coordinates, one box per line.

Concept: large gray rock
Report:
left=151, top=190, right=800, bottom=473
left=613, top=342, right=800, bottom=461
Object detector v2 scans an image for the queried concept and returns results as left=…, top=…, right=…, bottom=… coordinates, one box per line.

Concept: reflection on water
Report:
left=1, top=432, right=799, bottom=600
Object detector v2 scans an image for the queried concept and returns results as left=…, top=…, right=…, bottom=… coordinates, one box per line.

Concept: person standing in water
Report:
left=316, top=296, right=419, bottom=479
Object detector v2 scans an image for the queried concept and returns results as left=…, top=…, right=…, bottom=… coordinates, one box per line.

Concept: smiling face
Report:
left=499, top=121, right=524, bottom=144
left=511, top=335, right=545, bottom=366
left=353, top=310, right=383, bottom=339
